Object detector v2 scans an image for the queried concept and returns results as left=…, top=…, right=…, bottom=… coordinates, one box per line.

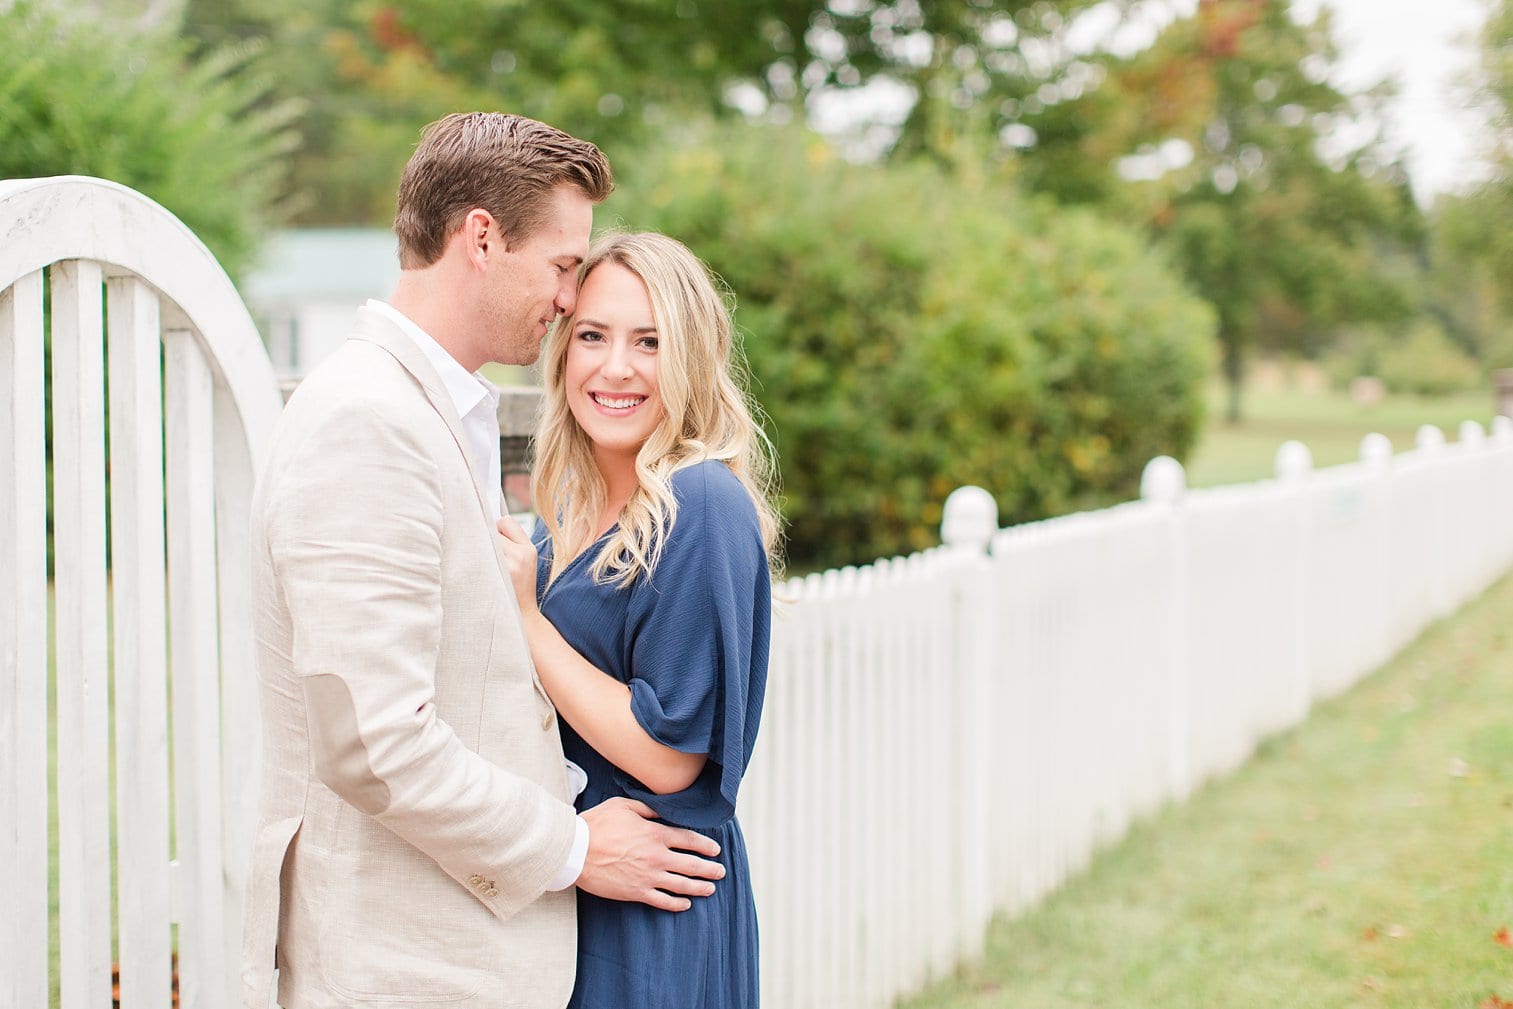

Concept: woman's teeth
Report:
left=591, top=393, right=644, bottom=409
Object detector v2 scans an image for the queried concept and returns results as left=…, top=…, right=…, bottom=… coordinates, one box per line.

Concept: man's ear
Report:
left=461, top=208, right=494, bottom=269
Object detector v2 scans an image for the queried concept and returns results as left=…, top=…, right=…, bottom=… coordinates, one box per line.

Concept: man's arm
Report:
left=271, top=397, right=723, bottom=913
left=267, top=397, right=577, bottom=920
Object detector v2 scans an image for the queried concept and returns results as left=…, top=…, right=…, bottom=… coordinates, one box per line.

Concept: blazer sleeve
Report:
left=262, top=395, right=576, bottom=921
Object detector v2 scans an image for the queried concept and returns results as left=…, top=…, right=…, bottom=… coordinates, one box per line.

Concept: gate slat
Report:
left=1, top=270, right=49, bottom=1009
left=51, top=259, right=115, bottom=1009
left=165, top=328, right=228, bottom=1009
left=214, top=389, right=259, bottom=1008
left=107, top=276, right=176, bottom=1009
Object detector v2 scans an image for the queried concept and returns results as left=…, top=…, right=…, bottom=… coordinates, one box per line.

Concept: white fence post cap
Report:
left=941, top=486, right=998, bottom=552
left=1275, top=440, right=1313, bottom=482
left=1360, top=432, right=1393, bottom=469
left=1416, top=424, right=1445, bottom=452
left=1493, top=415, right=1513, bottom=442
left=1458, top=419, right=1486, bottom=447
left=1140, top=455, right=1186, bottom=504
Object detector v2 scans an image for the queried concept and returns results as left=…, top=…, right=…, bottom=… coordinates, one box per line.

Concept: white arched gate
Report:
left=1, top=176, right=283, bottom=1008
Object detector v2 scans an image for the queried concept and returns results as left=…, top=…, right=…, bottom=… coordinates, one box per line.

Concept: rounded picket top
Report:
left=1275, top=440, right=1313, bottom=482
left=1416, top=424, right=1446, bottom=453
left=1140, top=455, right=1186, bottom=505
left=1493, top=415, right=1513, bottom=442
left=1458, top=419, right=1486, bottom=448
left=1360, top=432, right=1394, bottom=470
left=0, top=175, right=283, bottom=467
left=941, top=486, right=998, bottom=553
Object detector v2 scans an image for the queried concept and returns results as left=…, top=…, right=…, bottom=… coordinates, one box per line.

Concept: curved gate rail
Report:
left=1, top=176, right=283, bottom=1009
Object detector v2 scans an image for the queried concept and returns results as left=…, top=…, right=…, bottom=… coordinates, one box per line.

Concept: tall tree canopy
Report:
left=1005, top=0, right=1422, bottom=419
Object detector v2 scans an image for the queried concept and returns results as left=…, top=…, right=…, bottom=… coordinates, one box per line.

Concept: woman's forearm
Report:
left=521, top=609, right=706, bottom=795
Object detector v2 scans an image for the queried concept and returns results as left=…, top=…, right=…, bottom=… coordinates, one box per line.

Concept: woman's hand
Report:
left=496, top=515, right=541, bottom=617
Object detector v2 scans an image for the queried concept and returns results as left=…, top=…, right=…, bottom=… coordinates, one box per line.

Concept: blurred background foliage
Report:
left=0, top=0, right=299, bottom=277
left=608, top=124, right=1213, bottom=565
left=7, top=0, right=1513, bottom=567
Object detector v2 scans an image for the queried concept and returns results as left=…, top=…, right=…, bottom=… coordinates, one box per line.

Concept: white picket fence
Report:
left=6, top=176, right=1513, bottom=1009
left=740, top=420, right=1513, bottom=1009
left=1, top=177, right=283, bottom=1009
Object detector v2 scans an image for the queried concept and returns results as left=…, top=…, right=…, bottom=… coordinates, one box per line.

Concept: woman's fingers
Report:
left=496, top=514, right=529, bottom=543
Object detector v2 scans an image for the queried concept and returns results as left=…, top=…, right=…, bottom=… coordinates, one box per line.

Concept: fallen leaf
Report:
left=1360, top=976, right=1385, bottom=993
left=1480, top=996, right=1513, bottom=1009
left=1386, top=923, right=1408, bottom=939
left=1450, top=757, right=1470, bottom=778
left=1495, top=927, right=1513, bottom=948
left=1361, top=926, right=1379, bottom=942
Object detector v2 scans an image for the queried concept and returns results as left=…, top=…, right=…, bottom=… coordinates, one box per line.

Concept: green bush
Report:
left=1326, top=319, right=1483, bottom=396
left=607, top=125, right=1216, bottom=570
left=0, top=0, right=299, bottom=278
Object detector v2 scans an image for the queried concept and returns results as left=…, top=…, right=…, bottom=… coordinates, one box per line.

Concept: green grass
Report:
left=1185, top=382, right=1499, bottom=488
left=903, top=569, right=1513, bottom=1009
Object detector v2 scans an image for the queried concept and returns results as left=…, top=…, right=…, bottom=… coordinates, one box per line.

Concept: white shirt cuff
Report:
left=546, top=816, right=589, bottom=891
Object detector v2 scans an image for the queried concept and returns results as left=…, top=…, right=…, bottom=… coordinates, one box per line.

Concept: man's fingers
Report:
left=666, top=851, right=725, bottom=881
left=660, top=825, right=721, bottom=859
left=658, top=868, right=719, bottom=896
left=638, top=889, right=694, bottom=913
left=614, top=797, right=660, bottom=820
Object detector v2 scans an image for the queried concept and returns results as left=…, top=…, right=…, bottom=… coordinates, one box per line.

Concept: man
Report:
left=241, top=113, right=724, bottom=1009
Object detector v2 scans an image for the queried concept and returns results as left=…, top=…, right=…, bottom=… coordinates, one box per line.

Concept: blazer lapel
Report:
left=351, top=309, right=495, bottom=514
left=349, top=307, right=555, bottom=710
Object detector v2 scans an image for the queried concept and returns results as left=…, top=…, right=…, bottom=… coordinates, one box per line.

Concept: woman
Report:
left=497, top=232, right=781, bottom=1008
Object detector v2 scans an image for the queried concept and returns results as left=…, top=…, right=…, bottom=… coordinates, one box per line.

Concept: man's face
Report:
left=484, top=184, right=593, bottom=367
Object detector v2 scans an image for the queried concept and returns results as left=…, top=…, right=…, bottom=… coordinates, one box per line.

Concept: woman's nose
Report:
left=602, top=343, right=634, bottom=380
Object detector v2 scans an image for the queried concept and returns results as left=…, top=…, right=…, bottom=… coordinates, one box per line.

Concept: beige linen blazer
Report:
left=241, top=307, right=578, bottom=1009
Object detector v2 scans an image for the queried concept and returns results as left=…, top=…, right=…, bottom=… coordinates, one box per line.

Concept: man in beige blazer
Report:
left=241, top=113, right=725, bottom=1009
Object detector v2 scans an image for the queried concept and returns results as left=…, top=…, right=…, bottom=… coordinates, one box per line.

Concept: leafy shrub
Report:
left=0, top=0, right=298, bottom=277
left=607, top=125, right=1216, bottom=570
left=1326, top=320, right=1483, bottom=396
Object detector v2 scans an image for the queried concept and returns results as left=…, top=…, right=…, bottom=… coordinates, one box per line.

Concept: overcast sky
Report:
left=806, top=0, right=1496, bottom=202
left=1293, top=0, right=1491, bottom=201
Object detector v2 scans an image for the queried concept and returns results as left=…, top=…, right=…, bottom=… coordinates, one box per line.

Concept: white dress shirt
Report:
left=366, top=300, right=589, bottom=891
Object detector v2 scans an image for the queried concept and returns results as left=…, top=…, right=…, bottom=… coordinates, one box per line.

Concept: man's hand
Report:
left=577, top=797, right=724, bottom=911
left=496, top=515, right=540, bottom=616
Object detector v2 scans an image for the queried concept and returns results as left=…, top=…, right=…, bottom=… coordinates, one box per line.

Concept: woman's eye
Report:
left=638, top=336, right=659, bottom=351
left=577, top=329, right=604, bottom=343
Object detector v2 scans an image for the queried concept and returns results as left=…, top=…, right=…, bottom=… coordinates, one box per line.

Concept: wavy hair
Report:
left=532, top=232, right=782, bottom=588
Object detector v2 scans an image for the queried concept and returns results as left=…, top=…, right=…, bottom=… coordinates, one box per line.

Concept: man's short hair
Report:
left=394, top=112, right=613, bottom=269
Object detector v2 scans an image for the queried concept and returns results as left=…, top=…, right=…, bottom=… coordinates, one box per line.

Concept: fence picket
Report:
left=51, top=260, right=115, bottom=1009
left=106, top=276, right=176, bottom=1009
left=164, top=329, right=228, bottom=1009
left=1, top=270, right=49, bottom=1009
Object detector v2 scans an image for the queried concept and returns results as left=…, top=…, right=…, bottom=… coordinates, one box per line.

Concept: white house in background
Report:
left=242, top=228, right=400, bottom=380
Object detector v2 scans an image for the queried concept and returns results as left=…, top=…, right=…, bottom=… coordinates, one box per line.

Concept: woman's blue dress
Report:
left=532, top=460, right=770, bottom=1009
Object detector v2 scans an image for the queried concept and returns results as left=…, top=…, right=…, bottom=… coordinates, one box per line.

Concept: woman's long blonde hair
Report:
left=532, top=232, right=782, bottom=588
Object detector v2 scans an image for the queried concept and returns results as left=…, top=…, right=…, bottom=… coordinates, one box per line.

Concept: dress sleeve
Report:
left=619, top=463, right=771, bottom=828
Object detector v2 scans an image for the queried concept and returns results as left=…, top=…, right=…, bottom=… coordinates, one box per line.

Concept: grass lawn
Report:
left=1184, top=380, right=1499, bottom=488
left=903, top=568, right=1513, bottom=1009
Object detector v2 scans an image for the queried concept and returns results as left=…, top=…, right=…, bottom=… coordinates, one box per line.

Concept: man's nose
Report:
left=555, top=280, right=577, bottom=317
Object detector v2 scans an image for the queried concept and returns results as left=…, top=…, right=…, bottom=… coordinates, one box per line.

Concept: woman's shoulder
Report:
left=669, top=459, right=757, bottom=522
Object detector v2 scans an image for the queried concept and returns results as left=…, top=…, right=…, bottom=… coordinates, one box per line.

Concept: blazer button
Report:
left=541, top=710, right=555, bottom=731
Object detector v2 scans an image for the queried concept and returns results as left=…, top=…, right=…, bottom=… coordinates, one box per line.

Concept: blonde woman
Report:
left=497, top=232, right=780, bottom=1008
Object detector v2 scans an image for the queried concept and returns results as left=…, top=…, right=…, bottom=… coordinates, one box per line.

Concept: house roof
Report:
left=242, top=228, right=401, bottom=304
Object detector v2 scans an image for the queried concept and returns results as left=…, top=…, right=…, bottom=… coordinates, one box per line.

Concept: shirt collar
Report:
left=366, top=299, right=499, bottom=419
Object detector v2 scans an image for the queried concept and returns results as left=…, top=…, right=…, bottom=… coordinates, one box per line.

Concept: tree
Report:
left=1008, top=0, right=1422, bottom=420
left=181, top=0, right=827, bottom=223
